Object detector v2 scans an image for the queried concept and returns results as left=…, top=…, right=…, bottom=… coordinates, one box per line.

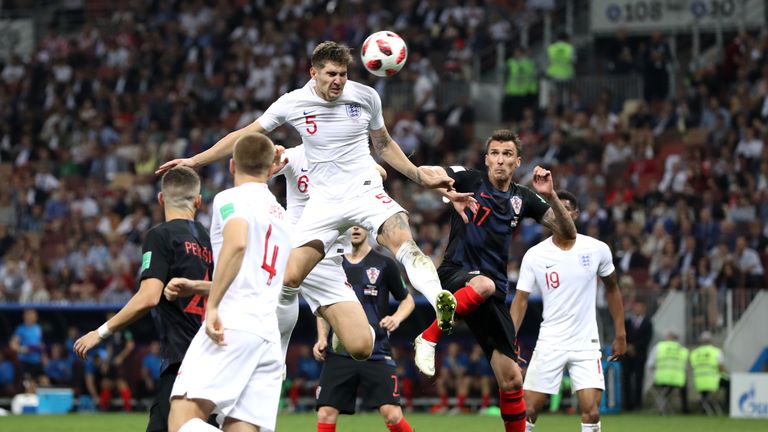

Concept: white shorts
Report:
left=300, top=255, right=359, bottom=314
left=171, top=328, right=282, bottom=431
left=293, top=186, right=406, bottom=254
left=523, top=349, right=604, bottom=394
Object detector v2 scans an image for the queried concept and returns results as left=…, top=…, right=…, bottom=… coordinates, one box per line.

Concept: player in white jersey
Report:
left=273, top=144, right=386, bottom=363
left=168, top=134, right=291, bottom=432
left=511, top=191, right=627, bottom=432
left=158, top=41, right=463, bottom=360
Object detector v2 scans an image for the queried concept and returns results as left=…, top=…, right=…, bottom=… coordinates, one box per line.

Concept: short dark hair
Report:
left=485, top=129, right=522, bottom=156
left=233, top=133, right=275, bottom=176
left=311, top=41, right=354, bottom=69
left=161, top=166, right=200, bottom=209
left=557, top=190, right=579, bottom=211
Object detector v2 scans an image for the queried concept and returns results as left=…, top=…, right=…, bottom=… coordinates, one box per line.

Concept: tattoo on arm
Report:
left=540, top=199, right=577, bottom=239
left=371, top=129, right=392, bottom=155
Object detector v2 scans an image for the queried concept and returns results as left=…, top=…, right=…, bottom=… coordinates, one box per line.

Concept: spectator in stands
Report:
left=10, top=309, right=45, bottom=383
left=44, top=343, right=74, bottom=386
left=0, top=350, right=16, bottom=396
left=100, top=312, right=135, bottom=412
left=288, top=344, right=322, bottom=412
left=734, top=235, right=765, bottom=288
left=466, top=344, right=494, bottom=411
left=623, top=302, right=653, bottom=411
left=140, top=341, right=161, bottom=400
left=435, top=342, right=469, bottom=413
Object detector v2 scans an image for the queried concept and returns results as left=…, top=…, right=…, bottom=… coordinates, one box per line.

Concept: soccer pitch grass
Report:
left=1, top=412, right=767, bottom=432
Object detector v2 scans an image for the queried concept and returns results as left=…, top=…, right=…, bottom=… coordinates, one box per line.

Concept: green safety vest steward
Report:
left=654, top=340, right=688, bottom=387
left=505, top=58, right=537, bottom=96
left=690, top=345, right=722, bottom=392
left=546, top=41, right=574, bottom=80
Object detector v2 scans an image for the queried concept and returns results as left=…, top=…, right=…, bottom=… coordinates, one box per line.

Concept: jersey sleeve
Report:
left=383, top=256, right=408, bottom=301
left=516, top=252, right=540, bottom=295
left=597, top=241, right=616, bottom=277
left=139, top=228, right=172, bottom=284
left=446, top=166, right=482, bottom=193
left=257, top=93, right=291, bottom=132
left=368, top=88, right=385, bottom=130
left=213, top=193, right=249, bottom=228
left=518, top=185, right=550, bottom=223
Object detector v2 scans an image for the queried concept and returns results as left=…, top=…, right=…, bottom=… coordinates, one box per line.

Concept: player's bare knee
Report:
left=468, top=276, right=495, bottom=298
left=497, top=375, right=523, bottom=392
left=379, top=405, right=403, bottom=425
left=581, top=406, right=600, bottom=424
left=317, top=406, right=338, bottom=423
left=348, top=341, right=373, bottom=361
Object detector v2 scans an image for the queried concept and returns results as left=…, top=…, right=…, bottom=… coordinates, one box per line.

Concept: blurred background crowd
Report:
left=0, top=0, right=766, bottom=413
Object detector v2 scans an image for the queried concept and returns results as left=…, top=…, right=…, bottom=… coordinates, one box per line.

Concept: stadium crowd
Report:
left=0, top=0, right=767, bottom=413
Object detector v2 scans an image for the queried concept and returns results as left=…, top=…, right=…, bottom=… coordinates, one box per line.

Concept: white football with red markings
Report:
left=360, top=31, right=408, bottom=77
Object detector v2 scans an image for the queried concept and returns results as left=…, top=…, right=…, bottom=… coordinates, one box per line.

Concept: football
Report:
left=360, top=31, right=408, bottom=77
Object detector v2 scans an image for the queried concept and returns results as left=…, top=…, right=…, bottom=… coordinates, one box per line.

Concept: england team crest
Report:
left=346, top=103, right=361, bottom=118
left=511, top=196, right=522, bottom=214
left=579, top=254, right=592, bottom=270
left=366, top=267, right=381, bottom=284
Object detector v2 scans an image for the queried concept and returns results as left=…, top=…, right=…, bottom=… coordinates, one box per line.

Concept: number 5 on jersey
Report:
left=305, top=115, right=317, bottom=135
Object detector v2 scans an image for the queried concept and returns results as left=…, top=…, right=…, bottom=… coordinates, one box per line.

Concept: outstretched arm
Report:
left=419, top=165, right=477, bottom=223
left=370, top=127, right=453, bottom=190
left=156, top=121, right=267, bottom=175
left=532, top=165, right=577, bottom=240
left=602, top=272, right=627, bottom=361
left=74, top=279, right=163, bottom=359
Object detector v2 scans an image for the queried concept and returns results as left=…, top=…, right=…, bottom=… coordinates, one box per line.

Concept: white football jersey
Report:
left=274, top=144, right=351, bottom=256
left=258, top=79, right=385, bottom=200
left=210, top=182, right=291, bottom=343
left=517, top=234, right=615, bottom=351
left=275, top=145, right=310, bottom=225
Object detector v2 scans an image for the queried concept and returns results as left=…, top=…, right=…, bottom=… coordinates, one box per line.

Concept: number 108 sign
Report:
left=591, top=0, right=765, bottom=34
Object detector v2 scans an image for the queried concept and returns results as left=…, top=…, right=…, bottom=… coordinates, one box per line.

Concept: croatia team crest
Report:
left=346, top=103, right=362, bottom=118
left=579, top=254, right=592, bottom=270
left=511, top=195, right=522, bottom=214
left=366, top=267, right=381, bottom=284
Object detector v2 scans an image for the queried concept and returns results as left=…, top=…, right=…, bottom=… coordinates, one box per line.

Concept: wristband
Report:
left=97, top=323, right=113, bottom=339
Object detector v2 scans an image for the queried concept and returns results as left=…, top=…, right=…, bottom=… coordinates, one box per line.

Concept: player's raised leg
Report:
left=283, top=241, right=326, bottom=290
left=415, top=274, right=493, bottom=375
left=376, top=212, right=456, bottom=331
left=318, top=301, right=374, bottom=360
left=276, top=285, right=300, bottom=364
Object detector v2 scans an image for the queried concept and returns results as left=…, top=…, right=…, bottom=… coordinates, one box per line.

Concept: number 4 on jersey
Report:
left=262, top=224, right=280, bottom=285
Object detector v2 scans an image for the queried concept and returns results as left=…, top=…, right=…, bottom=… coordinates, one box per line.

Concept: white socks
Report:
left=179, top=418, right=219, bottom=432
left=276, top=286, right=300, bottom=361
left=582, top=422, right=601, bottom=432
left=395, top=240, right=441, bottom=310
left=527, top=420, right=600, bottom=431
